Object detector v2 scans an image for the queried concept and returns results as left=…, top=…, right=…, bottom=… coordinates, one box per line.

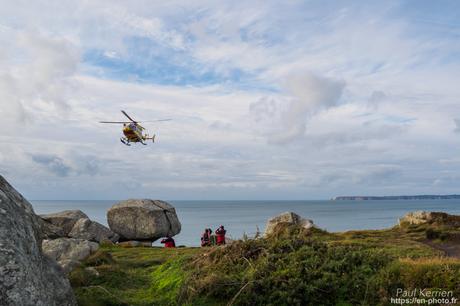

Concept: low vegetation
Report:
left=70, top=223, right=460, bottom=305
left=70, top=246, right=200, bottom=306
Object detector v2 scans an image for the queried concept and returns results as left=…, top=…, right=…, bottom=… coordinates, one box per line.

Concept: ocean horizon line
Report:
left=30, top=199, right=330, bottom=202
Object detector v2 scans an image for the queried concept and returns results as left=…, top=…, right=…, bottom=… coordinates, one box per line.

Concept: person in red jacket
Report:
left=215, top=225, right=226, bottom=245
left=160, top=236, right=176, bottom=248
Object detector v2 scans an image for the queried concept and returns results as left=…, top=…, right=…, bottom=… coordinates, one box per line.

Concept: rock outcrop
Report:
left=264, top=212, right=314, bottom=236
left=39, top=217, right=66, bottom=239
left=40, top=210, right=88, bottom=236
left=38, top=211, right=115, bottom=273
left=68, top=218, right=119, bottom=243
left=107, top=199, right=181, bottom=241
left=42, top=238, right=99, bottom=274
left=399, top=211, right=460, bottom=227
left=0, top=175, right=77, bottom=306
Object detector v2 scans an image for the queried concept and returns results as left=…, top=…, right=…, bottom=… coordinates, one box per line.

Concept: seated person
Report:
left=160, top=236, right=176, bottom=248
left=201, top=228, right=211, bottom=247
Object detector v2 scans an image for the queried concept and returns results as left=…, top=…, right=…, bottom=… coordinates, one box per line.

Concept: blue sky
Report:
left=1, top=1, right=460, bottom=200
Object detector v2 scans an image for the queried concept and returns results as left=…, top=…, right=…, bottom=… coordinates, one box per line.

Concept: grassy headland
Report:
left=70, top=221, right=460, bottom=305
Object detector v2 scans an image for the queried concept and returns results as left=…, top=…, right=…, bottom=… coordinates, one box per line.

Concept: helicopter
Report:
left=100, top=110, right=171, bottom=146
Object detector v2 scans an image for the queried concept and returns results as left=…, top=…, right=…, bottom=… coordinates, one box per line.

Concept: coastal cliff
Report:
left=333, top=194, right=460, bottom=200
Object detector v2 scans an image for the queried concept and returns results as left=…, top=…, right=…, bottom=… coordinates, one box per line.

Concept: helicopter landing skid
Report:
left=120, top=138, right=130, bottom=146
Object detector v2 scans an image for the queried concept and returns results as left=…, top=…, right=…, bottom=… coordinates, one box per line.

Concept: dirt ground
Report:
left=423, top=237, right=460, bottom=258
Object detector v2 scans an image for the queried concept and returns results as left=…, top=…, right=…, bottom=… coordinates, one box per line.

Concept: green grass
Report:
left=70, top=223, right=460, bottom=306
left=69, top=246, right=200, bottom=306
left=332, top=227, right=445, bottom=258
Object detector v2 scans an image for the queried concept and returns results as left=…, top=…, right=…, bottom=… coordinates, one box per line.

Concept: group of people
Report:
left=159, top=225, right=227, bottom=248
left=201, top=225, right=226, bottom=247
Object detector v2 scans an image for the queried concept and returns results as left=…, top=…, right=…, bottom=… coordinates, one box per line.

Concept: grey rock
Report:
left=399, top=211, right=460, bottom=227
left=38, top=218, right=66, bottom=239
left=0, top=175, right=76, bottom=306
left=264, top=211, right=314, bottom=236
left=42, top=238, right=99, bottom=273
left=107, top=199, right=181, bottom=241
left=399, top=211, right=432, bottom=225
left=69, top=218, right=119, bottom=243
left=40, top=210, right=88, bottom=236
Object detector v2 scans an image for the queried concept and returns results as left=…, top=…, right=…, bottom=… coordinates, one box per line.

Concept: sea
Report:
left=30, top=199, right=460, bottom=247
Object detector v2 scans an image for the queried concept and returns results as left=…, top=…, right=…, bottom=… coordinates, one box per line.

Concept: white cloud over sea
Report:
left=0, top=1, right=460, bottom=199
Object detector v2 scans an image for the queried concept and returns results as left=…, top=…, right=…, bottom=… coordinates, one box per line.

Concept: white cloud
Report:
left=251, top=72, right=345, bottom=144
left=0, top=30, right=79, bottom=126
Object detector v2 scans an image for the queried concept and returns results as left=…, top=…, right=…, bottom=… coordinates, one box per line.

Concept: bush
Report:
left=183, top=226, right=393, bottom=305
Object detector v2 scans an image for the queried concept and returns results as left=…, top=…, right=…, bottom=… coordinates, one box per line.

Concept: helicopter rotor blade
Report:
left=99, top=121, right=130, bottom=124
left=138, top=119, right=172, bottom=122
left=121, top=110, right=137, bottom=123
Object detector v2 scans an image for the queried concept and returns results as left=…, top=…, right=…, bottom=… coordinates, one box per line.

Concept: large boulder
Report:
left=264, top=212, right=314, bottom=236
left=0, top=175, right=76, bottom=306
left=68, top=218, right=119, bottom=243
left=40, top=210, right=88, bottom=236
left=42, top=238, right=99, bottom=274
left=107, top=199, right=181, bottom=241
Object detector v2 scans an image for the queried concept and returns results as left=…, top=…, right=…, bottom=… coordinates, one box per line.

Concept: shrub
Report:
left=183, top=225, right=393, bottom=305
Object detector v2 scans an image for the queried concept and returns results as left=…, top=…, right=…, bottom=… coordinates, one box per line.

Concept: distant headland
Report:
left=332, top=194, right=460, bottom=200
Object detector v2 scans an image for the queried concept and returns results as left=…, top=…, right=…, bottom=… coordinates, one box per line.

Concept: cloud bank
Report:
left=0, top=1, right=459, bottom=199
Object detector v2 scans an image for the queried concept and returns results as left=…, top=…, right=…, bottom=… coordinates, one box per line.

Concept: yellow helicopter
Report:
left=100, top=110, right=171, bottom=146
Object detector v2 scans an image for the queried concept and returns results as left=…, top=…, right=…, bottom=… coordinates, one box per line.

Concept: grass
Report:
left=332, top=227, right=445, bottom=258
left=69, top=246, right=200, bottom=306
left=375, top=257, right=460, bottom=301
left=70, top=222, right=460, bottom=306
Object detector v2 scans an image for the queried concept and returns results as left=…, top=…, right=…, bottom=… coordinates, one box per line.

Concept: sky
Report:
left=1, top=0, right=460, bottom=200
